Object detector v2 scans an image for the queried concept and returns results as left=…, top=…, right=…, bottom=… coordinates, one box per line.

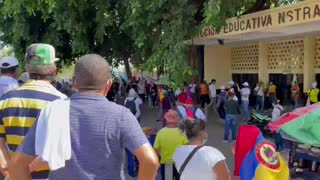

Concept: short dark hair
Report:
left=179, top=120, right=206, bottom=140
left=1, top=66, right=18, bottom=74
left=74, top=54, right=111, bottom=91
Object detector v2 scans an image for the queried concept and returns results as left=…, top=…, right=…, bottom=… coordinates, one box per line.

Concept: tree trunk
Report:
left=123, top=58, right=132, bottom=79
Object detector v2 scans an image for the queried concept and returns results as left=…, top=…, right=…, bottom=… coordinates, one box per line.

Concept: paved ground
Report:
left=124, top=102, right=239, bottom=180
left=123, top=101, right=305, bottom=180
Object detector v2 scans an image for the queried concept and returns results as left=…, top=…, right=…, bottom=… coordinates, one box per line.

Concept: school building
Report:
left=192, top=0, right=320, bottom=104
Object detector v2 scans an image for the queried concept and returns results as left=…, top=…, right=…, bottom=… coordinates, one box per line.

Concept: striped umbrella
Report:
left=268, top=103, right=320, bottom=146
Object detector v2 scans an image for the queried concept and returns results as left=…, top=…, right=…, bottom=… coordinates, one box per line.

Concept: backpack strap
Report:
left=179, top=145, right=204, bottom=175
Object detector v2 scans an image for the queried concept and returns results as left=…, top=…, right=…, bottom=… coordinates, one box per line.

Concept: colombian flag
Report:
left=234, top=125, right=289, bottom=180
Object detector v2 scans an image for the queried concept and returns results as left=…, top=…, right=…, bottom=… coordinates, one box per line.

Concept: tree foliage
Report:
left=0, top=0, right=137, bottom=74
left=0, top=0, right=300, bottom=88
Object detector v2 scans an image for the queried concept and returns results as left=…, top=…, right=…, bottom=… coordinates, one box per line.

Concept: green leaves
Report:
left=0, top=0, right=301, bottom=86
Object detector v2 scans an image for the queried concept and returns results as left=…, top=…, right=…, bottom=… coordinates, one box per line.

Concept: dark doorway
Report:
left=269, top=74, right=303, bottom=106
left=232, top=74, right=258, bottom=106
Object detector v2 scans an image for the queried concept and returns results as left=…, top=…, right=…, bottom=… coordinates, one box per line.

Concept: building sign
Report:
left=199, top=0, right=320, bottom=39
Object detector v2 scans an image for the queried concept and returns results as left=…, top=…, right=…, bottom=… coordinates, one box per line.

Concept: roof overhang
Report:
left=192, top=0, right=320, bottom=46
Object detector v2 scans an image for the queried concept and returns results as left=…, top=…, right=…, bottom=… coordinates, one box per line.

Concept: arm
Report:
left=8, top=152, right=34, bottom=180
left=121, top=109, right=159, bottom=180
left=236, top=84, right=240, bottom=92
left=134, top=144, right=159, bottom=180
left=212, top=160, right=231, bottom=180
left=0, top=117, right=9, bottom=176
left=0, top=139, right=10, bottom=176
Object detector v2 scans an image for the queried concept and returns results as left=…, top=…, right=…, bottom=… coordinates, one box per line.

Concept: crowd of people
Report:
left=0, top=43, right=314, bottom=180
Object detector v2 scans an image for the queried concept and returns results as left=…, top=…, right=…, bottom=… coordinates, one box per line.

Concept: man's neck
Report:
left=188, top=138, right=203, bottom=146
left=30, top=79, right=52, bottom=84
left=2, top=74, right=16, bottom=79
left=78, top=90, right=105, bottom=96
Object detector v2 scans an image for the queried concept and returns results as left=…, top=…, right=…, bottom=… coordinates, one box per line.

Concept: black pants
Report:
left=139, top=93, right=145, bottom=102
left=200, top=94, right=210, bottom=108
left=151, top=95, right=157, bottom=106
left=218, top=101, right=226, bottom=119
left=160, top=164, right=180, bottom=180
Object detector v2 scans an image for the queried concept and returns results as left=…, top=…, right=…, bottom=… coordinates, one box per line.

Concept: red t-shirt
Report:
left=177, top=93, right=187, bottom=104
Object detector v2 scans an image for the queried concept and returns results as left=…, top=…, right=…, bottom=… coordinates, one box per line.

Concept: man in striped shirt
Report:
left=0, top=44, right=66, bottom=179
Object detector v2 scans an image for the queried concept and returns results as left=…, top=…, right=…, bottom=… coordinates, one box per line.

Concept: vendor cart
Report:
left=282, top=133, right=320, bottom=179
left=268, top=103, right=320, bottom=179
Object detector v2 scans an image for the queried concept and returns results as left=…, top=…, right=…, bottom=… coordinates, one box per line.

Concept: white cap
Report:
left=228, top=81, right=235, bottom=85
left=0, top=56, right=19, bottom=68
left=242, top=82, right=249, bottom=86
left=312, top=82, right=317, bottom=88
left=220, top=86, right=225, bottom=90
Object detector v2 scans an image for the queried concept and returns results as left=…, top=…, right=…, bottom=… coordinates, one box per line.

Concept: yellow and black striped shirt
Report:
left=0, top=80, right=66, bottom=179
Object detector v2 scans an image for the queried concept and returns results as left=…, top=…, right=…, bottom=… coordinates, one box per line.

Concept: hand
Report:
left=29, top=157, right=48, bottom=173
left=0, top=163, right=8, bottom=176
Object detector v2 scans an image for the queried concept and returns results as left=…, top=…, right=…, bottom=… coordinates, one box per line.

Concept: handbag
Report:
left=178, top=145, right=204, bottom=175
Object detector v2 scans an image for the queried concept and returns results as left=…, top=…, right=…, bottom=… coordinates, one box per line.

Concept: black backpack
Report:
left=125, top=98, right=137, bottom=114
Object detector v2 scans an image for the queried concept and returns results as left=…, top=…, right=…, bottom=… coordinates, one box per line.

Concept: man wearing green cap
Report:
left=0, top=44, right=66, bottom=179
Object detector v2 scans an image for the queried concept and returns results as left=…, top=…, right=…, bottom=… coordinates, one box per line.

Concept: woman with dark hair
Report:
left=173, top=115, right=231, bottom=180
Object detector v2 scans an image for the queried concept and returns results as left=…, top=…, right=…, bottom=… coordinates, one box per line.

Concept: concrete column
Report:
left=303, top=36, right=316, bottom=92
left=258, top=42, right=269, bottom=83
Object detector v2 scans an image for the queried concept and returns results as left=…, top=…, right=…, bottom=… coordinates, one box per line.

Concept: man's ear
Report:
left=51, top=67, right=57, bottom=76
left=102, top=79, right=113, bottom=96
left=72, top=76, right=77, bottom=89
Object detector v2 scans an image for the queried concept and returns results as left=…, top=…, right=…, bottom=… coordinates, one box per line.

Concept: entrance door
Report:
left=232, top=74, right=258, bottom=106
left=269, top=74, right=303, bottom=106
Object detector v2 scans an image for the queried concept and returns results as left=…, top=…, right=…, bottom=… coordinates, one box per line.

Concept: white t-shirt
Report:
left=190, top=84, right=196, bottom=93
left=0, top=76, right=19, bottom=97
left=255, top=86, right=264, bottom=96
left=137, top=83, right=145, bottom=94
left=177, top=106, right=206, bottom=121
left=240, top=88, right=250, bottom=101
left=271, top=105, right=283, bottom=122
left=124, top=97, right=143, bottom=118
left=209, top=84, right=217, bottom=98
left=173, top=145, right=226, bottom=180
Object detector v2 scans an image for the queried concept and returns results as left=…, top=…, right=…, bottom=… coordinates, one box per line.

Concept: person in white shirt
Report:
left=189, top=81, right=197, bottom=104
left=173, top=118, right=230, bottom=180
left=177, top=99, right=206, bottom=121
left=0, top=56, right=20, bottom=97
left=137, top=80, right=146, bottom=102
left=124, top=88, right=143, bottom=122
left=238, top=82, right=250, bottom=121
left=254, top=82, right=265, bottom=111
left=271, top=99, right=284, bottom=151
left=208, top=79, right=217, bottom=111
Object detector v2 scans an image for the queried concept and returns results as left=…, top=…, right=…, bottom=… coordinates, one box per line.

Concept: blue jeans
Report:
left=256, top=95, right=264, bottom=111
left=269, top=93, right=276, bottom=105
left=293, top=99, right=299, bottom=109
left=224, top=114, right=237, bottom=141
left=241, top=101, right=249, bottom=121
left=274, top=132, right=283, bottom=151
left=218, top=101, right=226, bottom=119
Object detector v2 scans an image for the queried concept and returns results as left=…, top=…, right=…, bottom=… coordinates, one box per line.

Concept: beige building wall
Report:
left=204, top=46, right=231, bottom=88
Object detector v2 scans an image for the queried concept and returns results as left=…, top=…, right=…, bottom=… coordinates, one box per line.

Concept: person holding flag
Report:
left=233, top=125, right=289, bottom=180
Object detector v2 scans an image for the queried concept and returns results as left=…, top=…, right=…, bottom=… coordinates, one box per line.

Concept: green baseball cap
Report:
left=25, top=44, right=59, bottom=65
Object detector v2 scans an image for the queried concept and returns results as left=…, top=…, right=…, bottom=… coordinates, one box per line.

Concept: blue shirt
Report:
left=18, top=93, right=149, bottom=180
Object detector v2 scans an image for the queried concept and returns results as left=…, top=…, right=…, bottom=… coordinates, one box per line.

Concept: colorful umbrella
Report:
left=268, top=103, right=320, bottom=146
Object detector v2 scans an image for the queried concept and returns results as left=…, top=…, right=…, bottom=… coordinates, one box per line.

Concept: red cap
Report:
left=185, top=98, right=193, bottom=105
